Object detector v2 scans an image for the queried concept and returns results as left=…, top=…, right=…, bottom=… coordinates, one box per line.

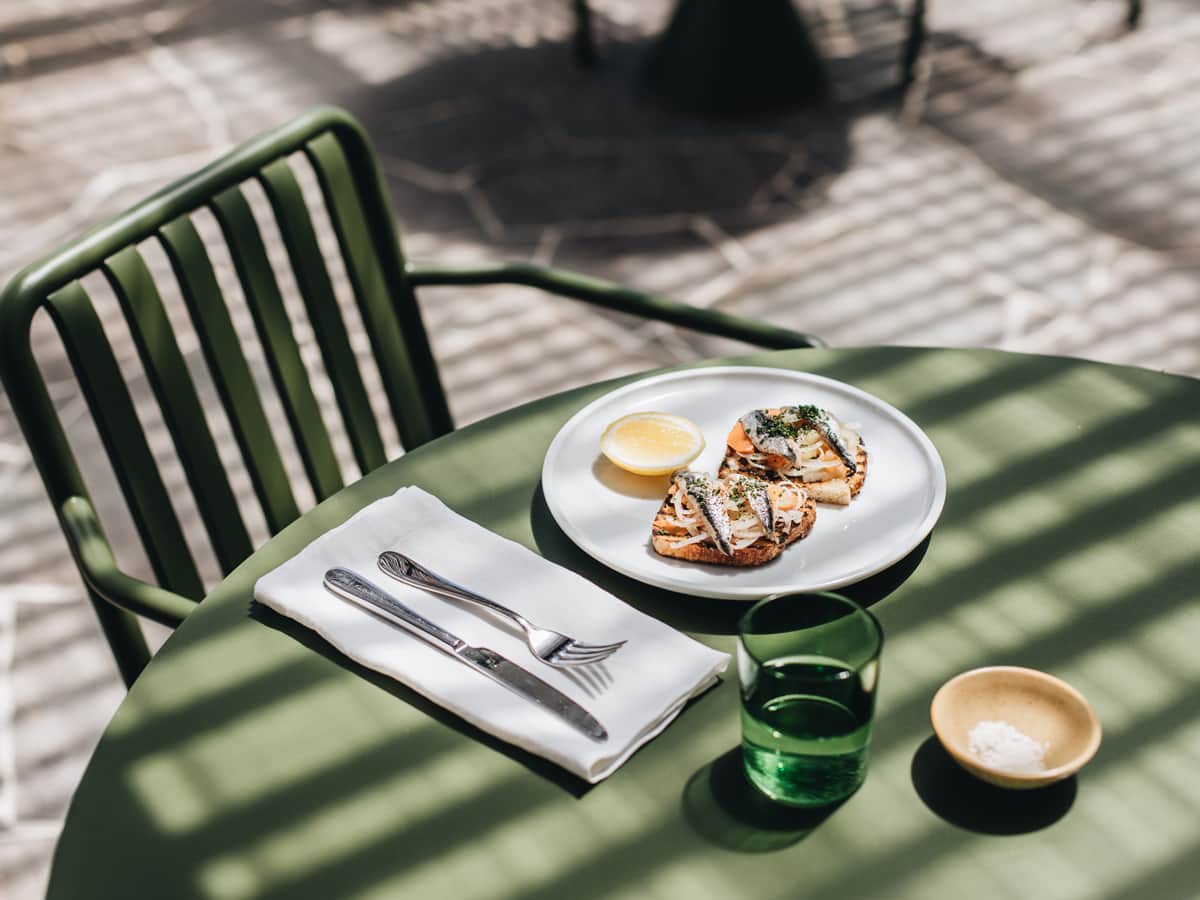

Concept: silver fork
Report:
left=377, top=551, right=626, bottom=668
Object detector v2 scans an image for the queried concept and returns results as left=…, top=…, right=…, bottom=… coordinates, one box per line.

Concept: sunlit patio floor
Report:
left=2, top=0, right=1198, bottom=895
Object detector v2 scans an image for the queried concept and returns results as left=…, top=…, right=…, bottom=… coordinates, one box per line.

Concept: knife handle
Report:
left=325, top=568, right=464, bottom=651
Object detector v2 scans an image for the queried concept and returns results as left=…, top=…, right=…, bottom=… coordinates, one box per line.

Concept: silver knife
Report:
left=324, top=568, right=608, bottom=743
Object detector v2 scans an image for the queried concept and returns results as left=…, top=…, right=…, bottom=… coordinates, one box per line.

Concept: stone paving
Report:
left=2, top=0, right=1199, bottom=896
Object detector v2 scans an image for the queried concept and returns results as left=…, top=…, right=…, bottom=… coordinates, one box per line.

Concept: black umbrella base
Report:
left=641, top=0, right=830, bottom=115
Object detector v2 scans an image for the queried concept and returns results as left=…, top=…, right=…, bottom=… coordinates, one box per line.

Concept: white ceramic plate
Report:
left=541, top=366, right=946, bottom=599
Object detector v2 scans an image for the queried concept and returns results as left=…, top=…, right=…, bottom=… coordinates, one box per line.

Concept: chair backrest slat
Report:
left=157, top=216, right=302, bottom=535
left=101, top=247, right=254, bottom=573
left=304, top=133, right=451, bottom=448
left=208, top=186, right=344, bottom=502
left=45, top=282, right=205, bottom=599
left=257, top=159, right=387, bottom=474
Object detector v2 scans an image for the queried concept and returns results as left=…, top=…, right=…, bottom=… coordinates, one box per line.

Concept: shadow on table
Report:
left=910, top=735, right=1076, bottom=834
left=682, top=746, right=845, bottom=852
left=530, top=481, right=930, bottom=635
left=249, top=601, right=596, bottom=798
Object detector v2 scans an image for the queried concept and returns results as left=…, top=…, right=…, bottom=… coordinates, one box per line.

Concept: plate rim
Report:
left=541, top=364, right=947, bottom=599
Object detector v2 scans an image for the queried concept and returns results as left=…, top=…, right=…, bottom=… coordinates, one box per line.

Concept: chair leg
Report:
left=573, top=0, right=598, bottom=68
left=901, top=0, right=927, bottom=87
left=88, top=585, right=151, bottom=687
left=1126, top=0, right=1142, bottom=29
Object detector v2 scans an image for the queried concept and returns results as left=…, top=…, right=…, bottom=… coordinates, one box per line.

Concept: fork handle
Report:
left=378, top=551, right=531, bottom=631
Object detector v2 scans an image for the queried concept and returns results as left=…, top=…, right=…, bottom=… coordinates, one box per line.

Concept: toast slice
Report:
left=719, top=407, right=868, bottom=506
left=651, top=472, right=816, bottom=567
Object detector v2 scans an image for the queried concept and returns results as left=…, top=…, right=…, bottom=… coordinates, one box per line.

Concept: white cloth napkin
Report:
left=254, top=486, right=730, bottom=783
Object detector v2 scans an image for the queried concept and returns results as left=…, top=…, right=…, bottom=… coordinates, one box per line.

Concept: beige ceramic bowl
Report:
left=930, top=666, right=1102, bottom=790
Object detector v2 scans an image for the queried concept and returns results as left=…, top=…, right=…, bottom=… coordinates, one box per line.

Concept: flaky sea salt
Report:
left=968, top=720, right=1048, bottom=774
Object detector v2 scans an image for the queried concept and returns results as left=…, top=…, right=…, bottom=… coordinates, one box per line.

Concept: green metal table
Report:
left=48, top=347, right=1200, bottom=899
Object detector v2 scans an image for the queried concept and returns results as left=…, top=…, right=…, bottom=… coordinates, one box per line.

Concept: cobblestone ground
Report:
left=2, top=0, right=1199, bottom=895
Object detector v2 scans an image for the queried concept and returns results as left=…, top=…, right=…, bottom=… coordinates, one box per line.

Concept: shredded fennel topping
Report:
left=664, top=482, right=807, bottom=550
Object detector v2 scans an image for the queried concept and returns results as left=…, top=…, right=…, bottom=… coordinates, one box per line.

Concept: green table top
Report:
left=49, top=347, right=1200, bottom=900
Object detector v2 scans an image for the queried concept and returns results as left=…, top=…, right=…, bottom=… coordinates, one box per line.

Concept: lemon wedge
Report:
left=600, top=412, right=705, bottom=476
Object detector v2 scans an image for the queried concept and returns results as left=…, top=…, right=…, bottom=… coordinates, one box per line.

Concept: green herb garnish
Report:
left=791, top=404, right=825, bottom=422
left=757, top=416, right=799, bottom=439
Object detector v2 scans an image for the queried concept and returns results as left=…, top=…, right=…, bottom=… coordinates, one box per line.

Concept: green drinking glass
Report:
left=738, top=592, right=884, bottom=806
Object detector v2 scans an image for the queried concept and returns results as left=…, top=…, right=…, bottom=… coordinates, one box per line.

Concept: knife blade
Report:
left=324, top=567, right=608, bottom=743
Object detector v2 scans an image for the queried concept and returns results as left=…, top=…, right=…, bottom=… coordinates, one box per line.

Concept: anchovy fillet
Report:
left=674, top=470, right=733, bottom=555
left=739, top=409, right=796, bottom=462
left=791, top=406, right=857, bottom=474
left=728, top=473, right=779, bottom=543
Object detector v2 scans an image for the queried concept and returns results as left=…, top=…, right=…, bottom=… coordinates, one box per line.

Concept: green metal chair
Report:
left=0, top=105, right=821, bottom=687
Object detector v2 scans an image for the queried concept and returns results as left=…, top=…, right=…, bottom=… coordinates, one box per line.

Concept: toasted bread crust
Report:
left=847, top=444, right=868, bottom=497
left=650, top=485, right=816, bottom=567
left=720, top=444, right=868, bottom=505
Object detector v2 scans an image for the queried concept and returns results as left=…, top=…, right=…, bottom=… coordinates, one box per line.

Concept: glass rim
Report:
left=738, top=590, right=884, bottom=669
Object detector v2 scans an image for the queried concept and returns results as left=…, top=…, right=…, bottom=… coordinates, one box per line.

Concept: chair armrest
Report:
left=405, top=261, right=826, bottom=350
left=60, top=497, right=198, bottom=628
